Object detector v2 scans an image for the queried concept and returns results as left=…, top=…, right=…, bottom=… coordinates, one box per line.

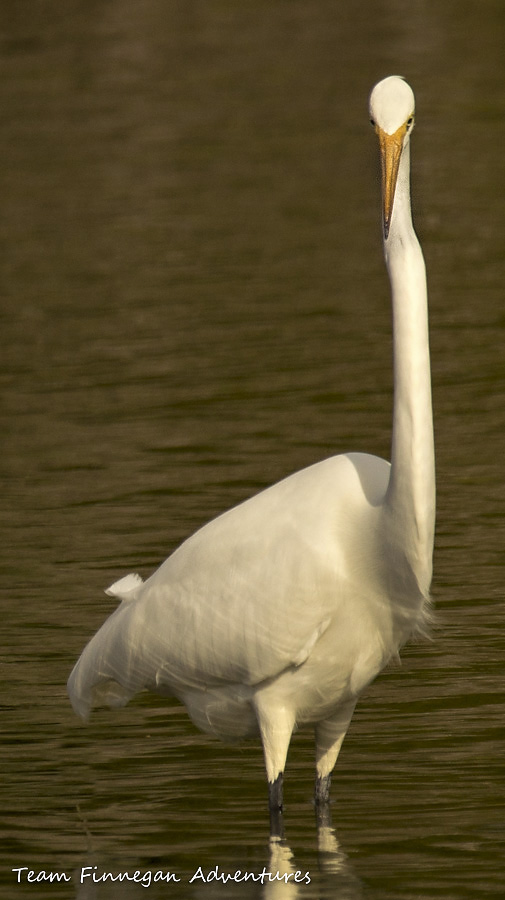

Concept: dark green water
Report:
left=1, top=1, right=504, bottom=897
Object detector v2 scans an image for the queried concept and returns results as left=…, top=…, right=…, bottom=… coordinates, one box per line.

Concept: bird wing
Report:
left=141, top=456, right=358, bottom=694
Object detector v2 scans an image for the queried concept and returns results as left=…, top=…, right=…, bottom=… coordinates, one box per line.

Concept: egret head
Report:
left=369, top=76, right=416, bottom=239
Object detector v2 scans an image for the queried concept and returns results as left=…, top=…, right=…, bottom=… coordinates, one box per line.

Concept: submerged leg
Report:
left=314, top=701, right=356, bottom=807
left=314, top=788, right=333, bottom=831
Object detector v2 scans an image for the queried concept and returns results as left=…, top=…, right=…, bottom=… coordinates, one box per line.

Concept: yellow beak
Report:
left=377, top=123, right=408, bottom=239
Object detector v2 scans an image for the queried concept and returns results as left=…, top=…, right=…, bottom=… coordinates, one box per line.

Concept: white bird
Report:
left=68, top=76, right=435, bottom=826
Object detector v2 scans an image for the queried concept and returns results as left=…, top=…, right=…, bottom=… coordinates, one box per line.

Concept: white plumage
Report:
left=68, top=76, right=435, bottom=823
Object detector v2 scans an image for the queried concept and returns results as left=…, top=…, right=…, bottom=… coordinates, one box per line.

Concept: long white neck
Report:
left=383, top=140, right=435, bottom=596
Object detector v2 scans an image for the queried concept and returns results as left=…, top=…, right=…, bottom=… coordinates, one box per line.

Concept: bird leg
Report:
left=268, top=773, right=284, bottom=837
left=314, top=773, right=333, bottom=830
left=315, top=790, right=333, bottom=834
left=254, top=692, right=294, bottom=832
left=315, top=772, right=331, bottom=805
left=269, top=772, right=284, bottom=810
left=314, top=701, right=356, bottom=810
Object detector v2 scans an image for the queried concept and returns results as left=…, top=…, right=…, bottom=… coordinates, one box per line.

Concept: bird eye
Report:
left=370, top=117, right=376, bottom=127
left=406, top=115, right=414, bottom=129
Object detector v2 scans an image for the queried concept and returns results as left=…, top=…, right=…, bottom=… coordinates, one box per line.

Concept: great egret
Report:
left=68, top=76, right=435, bottom=824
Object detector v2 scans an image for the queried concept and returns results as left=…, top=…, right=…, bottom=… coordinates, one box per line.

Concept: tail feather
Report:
left=105, top=573, right=144, bottom=602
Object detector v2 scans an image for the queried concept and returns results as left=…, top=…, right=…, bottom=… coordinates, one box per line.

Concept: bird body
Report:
left=69, top=452, right=411, bottom=728
left=68, top=76, right=435, bottom=820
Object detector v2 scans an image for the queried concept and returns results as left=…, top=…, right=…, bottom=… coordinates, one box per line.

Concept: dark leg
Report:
left=314, top=774, right=332, bottom=829
left=314, top=701, right=355, bottom=816
left=315, top=801, right=333, bottom=831
left=268, top=773, right=284, bottom=837
left=315, top=772, right=331, bottom=806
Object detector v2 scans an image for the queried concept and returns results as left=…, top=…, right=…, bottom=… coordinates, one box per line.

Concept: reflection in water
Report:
left=73, top=808, right=364, bottom=900
left=264, top=837, right=310, bottom=900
